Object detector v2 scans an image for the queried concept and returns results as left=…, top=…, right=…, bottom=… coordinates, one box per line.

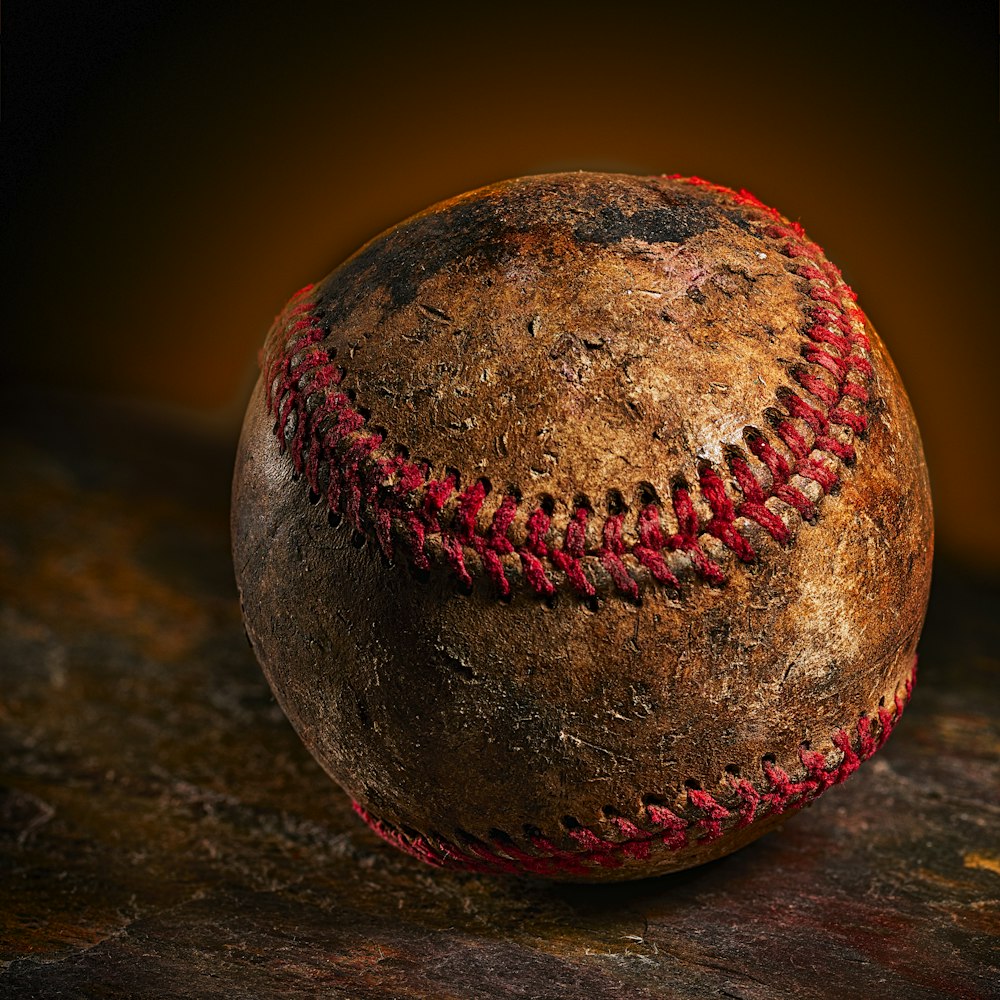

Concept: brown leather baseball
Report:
left=231, top=172, right=933, bottom=880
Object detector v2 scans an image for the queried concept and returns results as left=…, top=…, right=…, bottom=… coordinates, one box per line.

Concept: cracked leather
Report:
left=231, top=173, right=933, bottom=879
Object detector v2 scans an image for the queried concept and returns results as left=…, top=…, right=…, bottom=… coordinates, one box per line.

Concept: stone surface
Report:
left=0, top=394, right=996, bottom=998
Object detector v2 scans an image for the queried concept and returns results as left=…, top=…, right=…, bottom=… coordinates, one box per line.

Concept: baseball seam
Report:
left=261, top=175, right=874, bottom=604
left=352, top=663, right=916, bottom=877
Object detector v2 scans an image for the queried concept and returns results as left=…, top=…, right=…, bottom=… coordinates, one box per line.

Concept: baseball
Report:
left=231, top=172, right=933, bottom=881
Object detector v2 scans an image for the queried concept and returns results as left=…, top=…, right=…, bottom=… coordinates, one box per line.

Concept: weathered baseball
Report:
left=231, top=172, right=933, bottom=881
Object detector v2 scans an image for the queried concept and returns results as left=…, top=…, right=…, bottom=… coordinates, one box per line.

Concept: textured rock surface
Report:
left=232, top=174, right=933, bottom=877
left=0, top=397, right=996, bottom=997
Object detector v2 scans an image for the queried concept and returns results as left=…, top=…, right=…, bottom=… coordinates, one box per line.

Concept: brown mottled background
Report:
left=3, top=2, right=998, bottom=568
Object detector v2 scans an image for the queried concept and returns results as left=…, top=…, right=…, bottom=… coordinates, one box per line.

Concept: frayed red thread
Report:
left=729, top=454, right=791, bottom=544
left=669, top=486, right=728, bottom=585
left=352, top=661, right=917, bottom=876
left=598, top=514, right=640, bottom=600
left=699, top=467, right=755, bottom=563
left=518, top=508, right=557, bottom=596
left=687, top=788, right=731, bottom=842
left=645, top=802, right=689, bottom=851
left=633, top=504, right=681, bottom=589
left=549, top=506, right=596, bottom=598
left=263, top=176, right=874, bottom=602
left=747, top=434, right=816, bottom=520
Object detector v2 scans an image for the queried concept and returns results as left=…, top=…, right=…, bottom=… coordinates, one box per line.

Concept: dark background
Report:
left=4, top=2, right=998, bottom=569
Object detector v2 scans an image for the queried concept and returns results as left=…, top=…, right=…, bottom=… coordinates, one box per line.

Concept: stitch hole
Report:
left=606, top=489, right=627, bottom=515
left=327, top=510, right=343, bottom=528
left=444, top=466, right=462, bottom=489
left=394, top=443, right=410, bottom=460
left=722, top=444, right=747, bottom=466
left=350, top=530, right=366, bottom=549
left=426, top=830, right=450, bottom=849
left=790, top=362, right=832, bottom=390
left=600, top=805, right=619, bottom=820
left=560, top=815, right=582, bottom=830
left=800, top=740, right=811, bottom=751
left=724, top=764, right=741, bottom=777
left=544, top=593, right=559, bottom=611
left=539, top=494, right=556, bottom=516
left=368, top=424, right=388, bottom=443
left=774, top=385, right=797, bottom=406
left=572, top=494, right=593, bottom=512
left=487, top=828, right=516, bottom=849
left=344, top=387, right=357, bottom=403
left=640, top=793, right=680, bottom=822
left=584, top=594, right=600, bottom=613
left=683, top=778, right=702, bottom=791
left=478, top=477, right=493, bottom=496
left=637, top=481, right=660, bottom=507
left=506, top=484, right=523, bottom=502
left=354, top=697, right=370, bottom=728
left=761, top=753, right=777, bottom=765
left=878, top=695, right=886, bottom=707
left=307, top=489, right=322, bottom=506
left=763, top=406, right=786, bottom=429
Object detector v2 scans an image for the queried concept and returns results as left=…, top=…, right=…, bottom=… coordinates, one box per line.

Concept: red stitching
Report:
left=747, top=433, right=816, bottom=520
left=633, top=504, right=681, bottom=589
left=262, top=176, right=875, bottom=602
left=598, top=514, right=640, bottom=600
left=729, top=453, right=791, bottom=544
left=549, top=506, right=596, bottom=598
left=668, top=485, right=728, bottom=585
left=352, top=662, right=916, bottom=876
left=518, top=508, right=557, bottom=596
left=699, top=467, right=755, bottom=563
left=645, top=803, right=690, bottom=850
left=687, top=788, right=731, bottom=843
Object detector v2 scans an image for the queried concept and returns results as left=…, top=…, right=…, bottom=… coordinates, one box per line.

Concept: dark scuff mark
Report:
left=573, top=200, right=720, bottom=247
left=314, top=178, right=727, bottom=326
left=722, top=208, right=753, bottom=233
left=316, top=195, right=518, bottom=322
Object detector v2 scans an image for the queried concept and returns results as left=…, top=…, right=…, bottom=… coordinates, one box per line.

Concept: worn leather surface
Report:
left=231, top=173, right=933, bottom=878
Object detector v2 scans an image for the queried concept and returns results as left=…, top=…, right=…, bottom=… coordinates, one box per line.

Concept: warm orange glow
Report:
left=5, top=6, right=996, bottom=567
